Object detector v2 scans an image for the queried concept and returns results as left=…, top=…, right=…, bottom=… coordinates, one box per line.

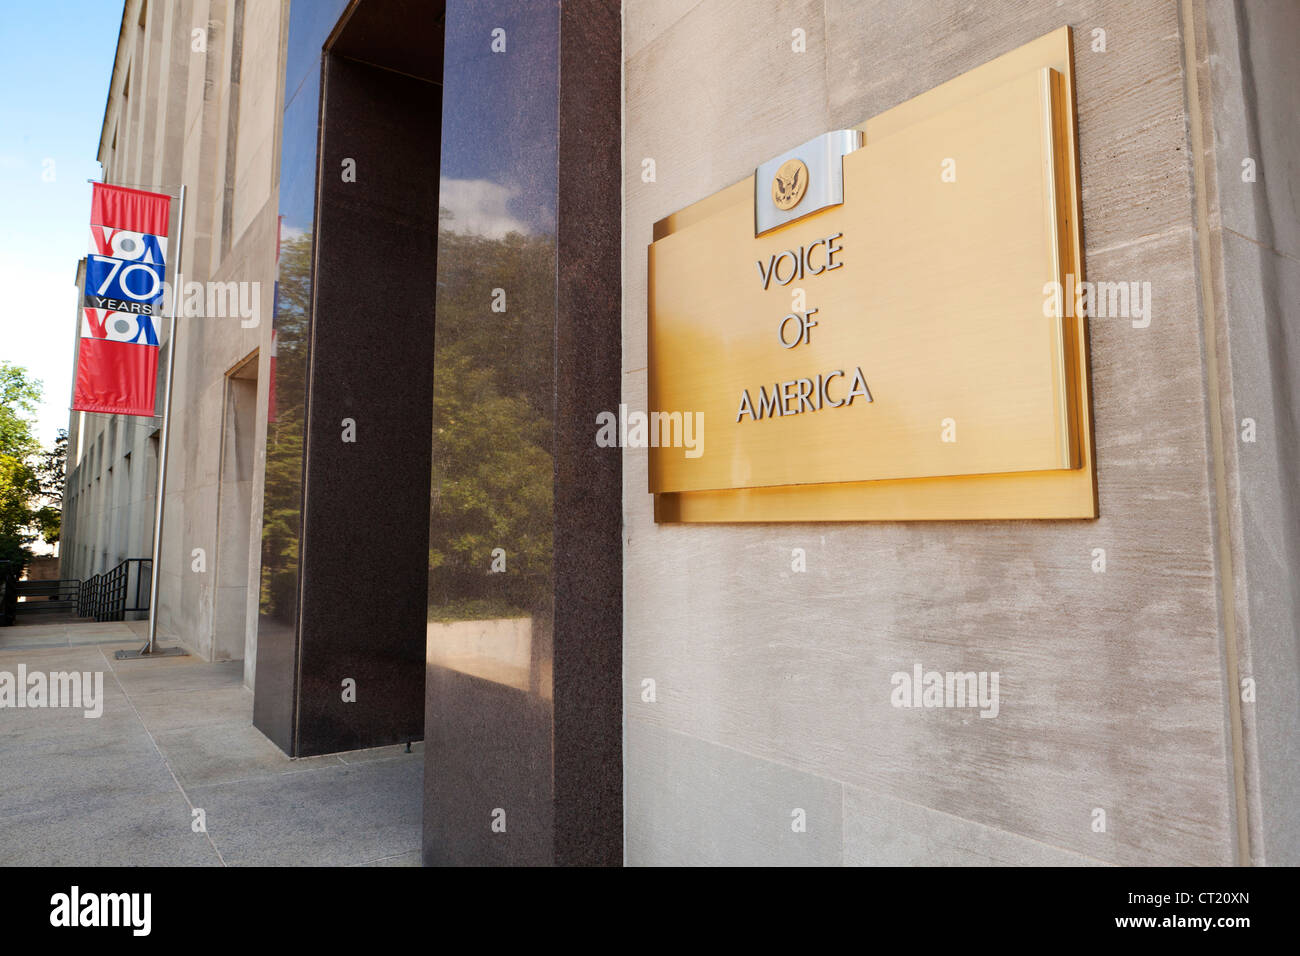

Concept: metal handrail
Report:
left=75, top=558, right=152, bottom=622
left=15, top=578, right=81, bottom=596
left=11, top=578, right=80, bottom=614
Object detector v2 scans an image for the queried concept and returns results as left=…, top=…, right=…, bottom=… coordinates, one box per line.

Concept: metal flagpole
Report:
left=135, top=183, right=187, bottom=658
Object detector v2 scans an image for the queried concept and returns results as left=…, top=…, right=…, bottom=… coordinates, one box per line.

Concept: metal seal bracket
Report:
left=754, top=129, right=865, bottom=236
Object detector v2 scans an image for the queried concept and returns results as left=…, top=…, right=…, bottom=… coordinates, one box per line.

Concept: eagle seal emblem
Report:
left=771, top=158, right=809, bottom=211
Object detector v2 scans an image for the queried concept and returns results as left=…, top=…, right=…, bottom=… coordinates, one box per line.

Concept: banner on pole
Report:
left=73, top=183, right=172, bottom=416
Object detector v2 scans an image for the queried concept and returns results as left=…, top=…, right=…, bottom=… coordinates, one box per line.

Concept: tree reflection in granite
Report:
left=428, top=223, right=555, bottom=624
left=428, top=218, right=556, bottom=697
left=259, top=231, right=310, bottom=622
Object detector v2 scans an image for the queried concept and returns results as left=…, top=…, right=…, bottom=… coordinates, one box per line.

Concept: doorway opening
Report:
left=214, top=349, right=258, bottom=661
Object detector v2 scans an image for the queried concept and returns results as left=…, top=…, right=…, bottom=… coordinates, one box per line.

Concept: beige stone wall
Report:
left=1188, top=0, right=1300, bottom=867
left=622, top=0, right=1262, bottom=865
left=158, top=0, right=281, bottom=664
left=63, top=0, right=283, bottom=671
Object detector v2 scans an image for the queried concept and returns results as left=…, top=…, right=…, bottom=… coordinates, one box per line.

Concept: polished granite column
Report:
left=253, top=0, right=352, bottom=755
left=422, top=0, right=622, bottom=865
left=292, top=52, right=439, bottom=757
left=255, top=0, right=443, bottom=757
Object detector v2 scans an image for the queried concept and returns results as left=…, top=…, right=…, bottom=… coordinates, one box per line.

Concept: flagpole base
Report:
left=114, top=644, right=188, bottom=660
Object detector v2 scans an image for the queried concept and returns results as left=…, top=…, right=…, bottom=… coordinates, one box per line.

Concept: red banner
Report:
left=73, top=183, right=171, bottom=416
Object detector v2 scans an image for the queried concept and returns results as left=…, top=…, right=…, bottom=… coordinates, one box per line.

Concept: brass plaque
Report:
left=647, top=27, right=1095, bottom=522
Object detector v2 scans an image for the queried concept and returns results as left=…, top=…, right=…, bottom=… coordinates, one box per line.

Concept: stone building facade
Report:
left=57, top=0, right=1299, bottom=866
left=62, top=0, right=283, bottom=679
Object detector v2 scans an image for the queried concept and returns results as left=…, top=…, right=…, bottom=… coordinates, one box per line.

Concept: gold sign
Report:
left=647, top=27, right=1096, bottom=522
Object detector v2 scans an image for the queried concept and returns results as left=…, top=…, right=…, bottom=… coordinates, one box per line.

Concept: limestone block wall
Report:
left=62, top=0, right=283, bottom=670
left=1190, top=0, right=1300, bottom=866
left=621, top=0, right=1295, bottom=866
left=147, top=0, right=282, bottom=664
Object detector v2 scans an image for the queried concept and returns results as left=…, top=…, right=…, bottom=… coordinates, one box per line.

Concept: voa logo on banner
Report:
left=84, top=223, right=167, bottom=317
left=84, top=225, right=168, bottom=343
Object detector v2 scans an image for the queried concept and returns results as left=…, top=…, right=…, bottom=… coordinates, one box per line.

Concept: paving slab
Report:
left=103, top=658, right=243, bottom=697
left=151, top=720, right=342, bottom=789
left=0, top=647, right=132, bottom=740
left=189, top=757, right=424, bottom=867
left=0, top=644, right=113, bottom=668
left=0, top=790, right=221, bottom=866
left=0, top=622, right=142, bottom=652
left=1, top=634, right=424, bottom=867
left=0, top=629, right=75, bottom=650
left=130, top=685, right=254, bottom=732
left=0, top=719, right=177, bottom=818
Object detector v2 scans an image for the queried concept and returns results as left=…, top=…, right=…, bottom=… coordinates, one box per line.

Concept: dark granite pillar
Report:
left=253, top=0, right=353, bottom=756
left=255, top=0, right=444, bottom=758
left=292, top=54, right=439, bottom=757
left=552, top=0, right=624, bottom=867
left=422, top=0, right=622, bottom=865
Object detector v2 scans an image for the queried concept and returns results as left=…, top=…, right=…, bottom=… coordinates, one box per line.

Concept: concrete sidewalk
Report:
left=0, top=622, right=423, bottom=866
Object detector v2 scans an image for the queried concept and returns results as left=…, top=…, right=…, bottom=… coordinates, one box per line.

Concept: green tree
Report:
left=34, top=429, right=67, bottom=545
left=0, top=363, right=45, bottom=569
left=0, top=362, right=41, bottom=459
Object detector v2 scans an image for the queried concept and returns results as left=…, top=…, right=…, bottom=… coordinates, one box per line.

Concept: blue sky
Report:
left=0, top=1, right=124, bottom=446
